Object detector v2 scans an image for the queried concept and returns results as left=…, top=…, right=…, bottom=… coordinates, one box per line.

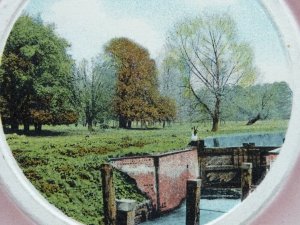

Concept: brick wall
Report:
left=157, top=149, right=198, bottom=212
left=110, top=148, right=199, bottom=214
left=110, top=157, right=158, bottom=209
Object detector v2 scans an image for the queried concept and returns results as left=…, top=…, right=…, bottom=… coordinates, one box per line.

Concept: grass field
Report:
left=6, top=120, right=289, bottom=225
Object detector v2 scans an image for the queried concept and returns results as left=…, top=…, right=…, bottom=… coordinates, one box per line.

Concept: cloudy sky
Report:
left=24, top=0, right=289, bottom=83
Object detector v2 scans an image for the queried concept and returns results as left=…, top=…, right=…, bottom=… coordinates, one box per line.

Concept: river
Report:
left=143, top=199, right=240, bottom=225
left=205, top=132, right=285, bottom=147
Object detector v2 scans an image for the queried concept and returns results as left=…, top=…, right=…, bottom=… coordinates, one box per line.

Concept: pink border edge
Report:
left=246, top=1, right=300, bottom=224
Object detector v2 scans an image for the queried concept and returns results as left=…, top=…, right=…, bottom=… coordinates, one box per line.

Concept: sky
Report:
left=23, top=0, right=290, bottom=83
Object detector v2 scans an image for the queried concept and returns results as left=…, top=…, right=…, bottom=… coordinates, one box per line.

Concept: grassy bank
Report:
left=6, top=120, right=289, bottom=225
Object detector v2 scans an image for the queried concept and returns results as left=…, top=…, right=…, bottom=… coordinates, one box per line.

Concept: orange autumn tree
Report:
left=105, top=37, right=176, bottom=128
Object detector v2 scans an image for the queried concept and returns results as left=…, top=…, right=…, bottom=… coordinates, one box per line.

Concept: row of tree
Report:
left=0, top=15, right=176, bottom=132
left=0, top=14, right=293, bottom=133
left=176, top=82, right=292, bottom=125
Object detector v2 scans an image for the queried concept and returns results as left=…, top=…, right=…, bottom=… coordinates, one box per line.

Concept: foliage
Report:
left=156, top=96, right=177, bottom=127
left=185, top=82, right=293, bottom=124
left=0, top=15, right=76, bottom=132
left=71, top=56, right=116, bottom=131
left=223, top=82, right=292, bottom=124
left=7, top=120, right=288, bottom=224
left=167, top=14, right=257, bottom=131
left=105, top=37, right=176, bottom=128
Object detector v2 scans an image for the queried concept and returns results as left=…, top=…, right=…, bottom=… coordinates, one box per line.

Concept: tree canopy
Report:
left=226, top=82, right=292, bottom=125
left=167, top=14, right=257, bottom=131
left=0, top=15, right=77, bottom=132
left=71, top=56, right=116, bottom=131
left=105, top=37, right=176, bottom=128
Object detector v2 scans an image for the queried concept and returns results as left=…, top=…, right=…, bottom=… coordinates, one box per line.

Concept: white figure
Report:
left=191, top=126, right=198, bottom=141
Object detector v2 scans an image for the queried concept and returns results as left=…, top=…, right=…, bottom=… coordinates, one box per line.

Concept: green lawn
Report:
left=6, top=120, right=289, bottom=225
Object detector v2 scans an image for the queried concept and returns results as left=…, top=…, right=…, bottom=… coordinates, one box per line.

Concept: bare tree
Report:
left=167, top=14, right=257, bottom=131
left=158, top=51, right=190, bottom=123
left=72, top=56, right=115, bottom=131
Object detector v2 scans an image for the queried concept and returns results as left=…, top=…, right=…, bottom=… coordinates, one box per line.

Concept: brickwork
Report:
left=157, top=150, right=198, bottom=212
left=110, top=157, right=157, bottom=209
left=110, top=148, right=199, bottom=214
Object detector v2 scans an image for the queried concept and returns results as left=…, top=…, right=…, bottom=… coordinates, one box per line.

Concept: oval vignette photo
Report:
left=0, top=1, right=293, bottom=225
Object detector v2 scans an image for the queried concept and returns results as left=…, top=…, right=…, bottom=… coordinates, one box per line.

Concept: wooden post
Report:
left=197, top=140, right=205, bottom=180
left=197, top=139, right=205, bottom=151
left=116, top=199, right=136, bottom=225
left=241, top=162, right=253, bottom=201
left=100, top=164, right=117, bottom=225
left=153, top=156, right=160, bottom=215
left=186, top=179, right=201, bottom=225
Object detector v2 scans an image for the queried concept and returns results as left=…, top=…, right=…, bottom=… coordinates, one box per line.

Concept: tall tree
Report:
left=167, top=14, right=257, bottom=131
left=105, top=38, right=162, bottom=128
left=0, top=15, right=76, bottom=132
left=71, top=56, right=115, bottom=131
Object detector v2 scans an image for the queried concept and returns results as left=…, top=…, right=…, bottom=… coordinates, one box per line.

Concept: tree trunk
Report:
left=11, top=121, right=19, bottom=132
left=86, top=112, right=94, bottom=131
left=211, top=116, right=219, bottom=132
left=10, top=110, right=19, bottom=132
left=88, top=121, right=93, bottom=131
left=119, top=116, right=127, bottom=129
left=162, top=121, right=165, bottom=128
left=247, top=114, right=261, bottom=125
left=211, top=98, right=221, bottom=132
left=34, top=123, right=42, bottom=133
left=127, top=120, right=132, bottom=129
left=23, top=123, right=30, bottom=133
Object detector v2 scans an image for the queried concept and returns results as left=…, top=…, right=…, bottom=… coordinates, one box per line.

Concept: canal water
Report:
left=205, top=132, right=285, bottom=147
left=143, top=132, right=285, bottom=225
left=143, top=199, right=240, bottom=225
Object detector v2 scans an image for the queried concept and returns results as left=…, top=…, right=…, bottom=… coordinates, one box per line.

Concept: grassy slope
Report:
left=6, top=120, right=289, bottom=225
